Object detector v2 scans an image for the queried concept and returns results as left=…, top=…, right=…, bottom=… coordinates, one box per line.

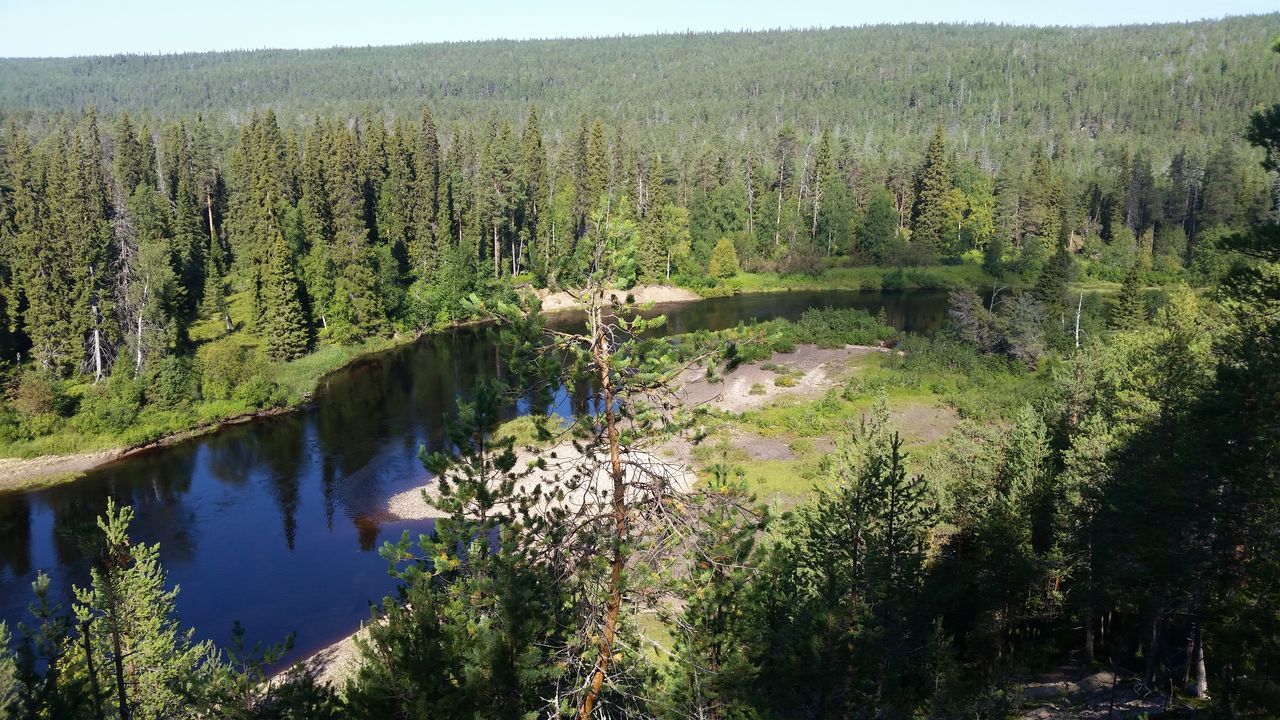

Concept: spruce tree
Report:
left=584, top=119, right=610, bottom=228
left=911, top=124, right=952, bottom=256
left=520, top=105, right=548, bottom=275
left=1034, top=205, right=1074, bottom=309
left=410, top=105, right=442, bottom=281
left=325, top=125, right=387, bottom=342
left=111, top=113, right=155, bottom=195
left=1111, top=263, right=1146, bottom=330
left=259, top=229, right=310, bottom=360
left=123, top=185, right=181, bottom=375
left=809, top=126, right=835, bottom=241
left=199, top=240, right=230, bottom=334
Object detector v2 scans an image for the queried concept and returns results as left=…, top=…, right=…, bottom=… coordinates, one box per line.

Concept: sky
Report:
left=0, top=0, right=1275, bottom=58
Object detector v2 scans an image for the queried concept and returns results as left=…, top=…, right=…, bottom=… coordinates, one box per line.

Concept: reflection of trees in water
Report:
left=0, top=494, right=32, bottom=577
left=205, top=426, right=266, bottom=487
left=262, top=417, right=309, bottom=550
left=353, top=515, right=382, bottom=552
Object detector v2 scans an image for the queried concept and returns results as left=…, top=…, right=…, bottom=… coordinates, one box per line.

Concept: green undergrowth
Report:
left=0, top=291, right=418, bottom=459
left=693, top=264, right=995, bottom=296
left=688, top=333, right=1050, bottom=507
left=670, top=306, right=899, bottom=367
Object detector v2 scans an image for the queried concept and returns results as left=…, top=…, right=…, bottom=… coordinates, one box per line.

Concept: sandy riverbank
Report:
left=0, top=405, right=297, bottom=492
left=534, top=284, right=701, bottom=312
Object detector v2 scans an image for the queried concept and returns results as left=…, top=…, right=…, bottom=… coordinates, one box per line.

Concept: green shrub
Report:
left=710, top=237, right=740, bottom=278
left=792, top=307, right=897, bottom=347
left=11, top=370, right=70, bottom=418
left=147, top=356, right=199, bottom=410
left=197, top=337, right=267, bottom=402
left=76, top=365, right=145, bottom=434
left=232, top=375, right=286, bottom=409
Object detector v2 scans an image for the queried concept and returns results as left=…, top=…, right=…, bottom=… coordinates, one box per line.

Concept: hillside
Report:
left=2, top=15, right=1279, bottom=155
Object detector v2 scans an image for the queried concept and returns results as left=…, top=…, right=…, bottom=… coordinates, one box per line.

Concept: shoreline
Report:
left=0, top=274, right=975, bottom=491
left=0, top=284, right=708, bottom=491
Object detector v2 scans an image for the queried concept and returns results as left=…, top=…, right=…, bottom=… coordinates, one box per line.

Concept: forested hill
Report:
left=3, top=14, right=1280, bottom=152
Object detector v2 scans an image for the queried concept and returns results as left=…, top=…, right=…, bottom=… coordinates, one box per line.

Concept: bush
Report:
left=197, top=337, right=268, bottom=402
left=76, top=365, right=145, bottom=434
left=232, top=375, right=286, bottom=409
left=147, top=356, right=199, bottom=410
left=776, top=243, right=828, bottom=277
left=11, top=370, right=69, bottom=417
left=710, top=237, right=741, bottom=278
left=792, top=307, right=897, bottom=347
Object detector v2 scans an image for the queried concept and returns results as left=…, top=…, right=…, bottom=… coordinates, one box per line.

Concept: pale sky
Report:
left=0, top=0, right=1274, bottom=58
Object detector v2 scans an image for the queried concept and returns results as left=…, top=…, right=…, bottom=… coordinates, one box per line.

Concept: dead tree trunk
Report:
left=578, top=296, right=629, bottom=720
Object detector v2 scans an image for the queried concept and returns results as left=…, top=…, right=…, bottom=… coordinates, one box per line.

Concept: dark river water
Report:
left=0, top=290, right=949, bottom=665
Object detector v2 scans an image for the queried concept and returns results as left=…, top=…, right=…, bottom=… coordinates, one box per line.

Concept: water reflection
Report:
left=0, top=290, right=949, bottom=664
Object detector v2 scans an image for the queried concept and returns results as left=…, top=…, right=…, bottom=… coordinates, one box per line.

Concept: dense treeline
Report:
left=0, top=80, right=1273, bottom=450
left=2, top=22, right=1280, bottom=719
left=3, top=16, right=1280, bottom=158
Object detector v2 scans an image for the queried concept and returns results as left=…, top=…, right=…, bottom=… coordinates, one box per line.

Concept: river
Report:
left=0, top=290, right=950, bottom=665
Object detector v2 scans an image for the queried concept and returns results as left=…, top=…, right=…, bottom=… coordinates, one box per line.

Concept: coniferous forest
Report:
left=2, top=12, right=1280, bottom=720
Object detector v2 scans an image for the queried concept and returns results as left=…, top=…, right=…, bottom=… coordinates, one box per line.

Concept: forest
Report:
left=0, top=18, right=1278, bottom=454
left=1, top=12, right=1280, bottom=720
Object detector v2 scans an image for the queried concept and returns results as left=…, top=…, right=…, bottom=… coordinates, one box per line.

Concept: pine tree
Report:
left=259, top=229, right=310, bottom=360
left=664, top=465, right=762, bottom=719
left=69, top=499, right=222, bottom=719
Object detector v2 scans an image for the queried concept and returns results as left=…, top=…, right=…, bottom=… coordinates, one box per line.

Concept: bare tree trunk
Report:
left=1145, top=608, right=1162, bottom=685
left=110, top=624, right=130, bottom=720
left=494, top=225, right=501, bottom=278
left=1084, top=606, right=1095, bottom=665
left=1074, top=291, right=1084, bottom=349
left=134, top=280, right=147, bottom=376
left=92, top=318, right=103, bottom=383
left=81, top=620, right=106, bottom=720
left=773, top=181, right=783, bottom=249
left=205, top=188, right=217, bottom=248
left=578, top=296, right=628, bottom=720
left=1193, top=622, right=1208, bottom=699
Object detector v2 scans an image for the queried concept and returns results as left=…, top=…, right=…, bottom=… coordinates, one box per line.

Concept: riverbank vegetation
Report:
left=1, top=17, right=1277, bottom=460
left=4, top=15, right=1280, bottom=720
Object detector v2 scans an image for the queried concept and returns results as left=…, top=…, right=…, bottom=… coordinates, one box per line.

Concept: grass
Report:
left=495, top=415, right=571, bottom=450
left=273, top=337, right=401, bottom=399
left=683, top=337, right=1049, bottom=507
left=693, top=264, right=995, bottom=297
left=633, top=611, right=676, bottom=665
left=0, top=288, right=423, bottom=460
